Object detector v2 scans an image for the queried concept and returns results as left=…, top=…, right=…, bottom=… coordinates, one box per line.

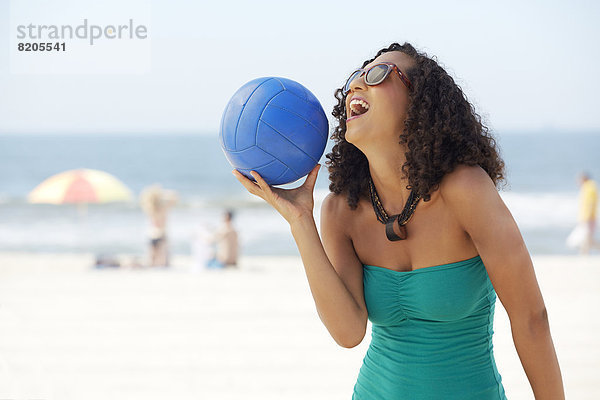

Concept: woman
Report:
left=140, top=184, right=178, bottom=267
left=233, top=42, right=564, bottom=399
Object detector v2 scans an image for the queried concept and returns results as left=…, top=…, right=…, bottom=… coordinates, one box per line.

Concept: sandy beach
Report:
left=0, top=252, right=598, bottom=399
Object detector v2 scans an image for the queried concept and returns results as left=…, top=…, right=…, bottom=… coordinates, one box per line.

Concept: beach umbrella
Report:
left=28, top=168, right=133, bottom=205
left=27, top=168, right=133, bottom=252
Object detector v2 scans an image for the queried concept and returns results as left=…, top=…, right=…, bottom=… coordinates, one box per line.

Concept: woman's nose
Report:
left=348, top=71, right=366, bottom=93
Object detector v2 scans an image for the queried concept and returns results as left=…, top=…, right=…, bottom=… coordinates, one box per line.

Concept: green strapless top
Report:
left=352, top=255, right=507, bottom=400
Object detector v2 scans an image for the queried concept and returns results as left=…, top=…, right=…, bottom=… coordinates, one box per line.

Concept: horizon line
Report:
left=1, top=129, right=599, bottom=137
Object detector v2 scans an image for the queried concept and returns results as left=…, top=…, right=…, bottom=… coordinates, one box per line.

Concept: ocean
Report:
left=0, top=132, right=598, bottom=257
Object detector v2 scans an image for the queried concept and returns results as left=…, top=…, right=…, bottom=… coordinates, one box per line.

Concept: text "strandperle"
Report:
left=16, top=19, right=148, bottom=45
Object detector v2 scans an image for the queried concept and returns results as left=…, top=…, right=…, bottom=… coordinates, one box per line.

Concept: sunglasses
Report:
left=343, top=62, right=413, bottom=95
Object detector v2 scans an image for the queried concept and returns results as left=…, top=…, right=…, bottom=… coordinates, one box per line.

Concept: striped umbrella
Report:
left=28, top=168, right=133, bottom=205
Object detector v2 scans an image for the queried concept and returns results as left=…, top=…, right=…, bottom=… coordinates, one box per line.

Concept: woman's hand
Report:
left=232, top=164, right=321, bottom=225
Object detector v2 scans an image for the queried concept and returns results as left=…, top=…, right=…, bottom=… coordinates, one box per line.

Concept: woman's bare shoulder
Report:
left=439, top=164, right=504, bottom=233
left=440, top=164, right=493, bottom=197
left=322, top=192, right=348, bottom=213
left=321, top=192, right=355, bottom=235
left=322, top=192, right=364, bottom=220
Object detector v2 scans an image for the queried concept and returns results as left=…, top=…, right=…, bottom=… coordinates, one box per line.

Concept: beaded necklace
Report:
left=368, top=175, right=421, bottom=241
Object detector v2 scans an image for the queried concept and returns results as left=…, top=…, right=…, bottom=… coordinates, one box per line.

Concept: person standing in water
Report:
left=140, top=184, right=179, bottom=267
left=233, top=42, right=563, bottom=398
left=576, top=171, right=598, bottom=254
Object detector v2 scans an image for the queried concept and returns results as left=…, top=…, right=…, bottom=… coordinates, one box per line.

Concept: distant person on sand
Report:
left=568, top=172, right=598, bottom=254
left=140, top=184, right=179, bottom=267
left=207, top=209, right=239, bottom=269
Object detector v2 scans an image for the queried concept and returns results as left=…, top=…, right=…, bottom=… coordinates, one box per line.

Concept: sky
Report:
left=1, top=0, right=599, bottom=135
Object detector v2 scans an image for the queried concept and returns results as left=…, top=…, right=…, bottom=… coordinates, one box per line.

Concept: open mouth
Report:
left=349, top=98, right=370, bottom=118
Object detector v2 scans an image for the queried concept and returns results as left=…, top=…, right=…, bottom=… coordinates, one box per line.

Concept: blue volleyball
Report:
left=220, top=77, right=328, bottom=186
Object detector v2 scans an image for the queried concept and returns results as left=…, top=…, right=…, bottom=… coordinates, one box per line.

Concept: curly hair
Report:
left=326, top=42, right=507, bottom=209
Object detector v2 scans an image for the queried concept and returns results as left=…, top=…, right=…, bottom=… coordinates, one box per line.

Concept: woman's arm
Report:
left=232, top=166, right=368, bottom=347
left=290, top=210, right=368, bottom=348
left=293, top=192, right=368, bottom=347
left=441, top=165, right=565, bottom=400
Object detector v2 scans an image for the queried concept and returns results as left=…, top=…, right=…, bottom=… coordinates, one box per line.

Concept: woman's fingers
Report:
left=231, top=170, right=263, bottom=197
left=250, top=171, right=279, bottom=204
left=303, top=164, right=321, bottom=191
left=250, top=170, right=270, bottom=192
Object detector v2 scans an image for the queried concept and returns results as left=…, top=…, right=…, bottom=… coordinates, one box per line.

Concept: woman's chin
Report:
left=345, top=123, right=368, bottom=146
left=344, top=127, right=359, bottom=145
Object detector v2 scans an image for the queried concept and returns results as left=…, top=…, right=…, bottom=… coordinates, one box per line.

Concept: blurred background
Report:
left=0, top=132, right=598, bottom=257
left=1, top=0, right=598, bottom=259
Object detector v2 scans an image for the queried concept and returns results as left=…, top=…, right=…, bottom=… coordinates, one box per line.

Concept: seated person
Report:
left=207, top=209, right=239, bottom=268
